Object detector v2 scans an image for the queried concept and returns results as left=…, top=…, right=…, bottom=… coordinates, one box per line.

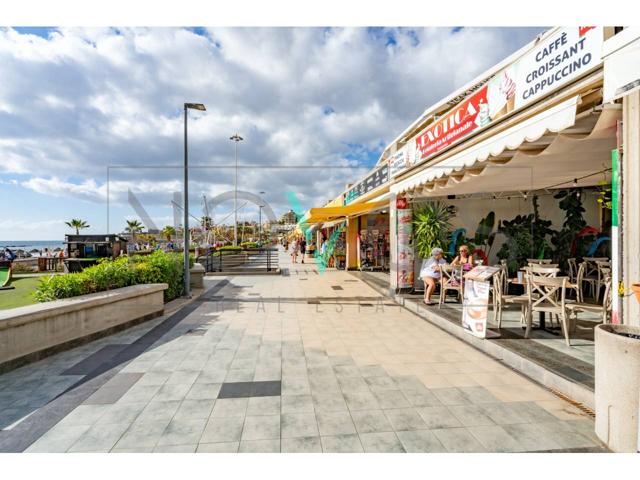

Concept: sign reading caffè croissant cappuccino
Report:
left=390, top=26, right=604, bottom=178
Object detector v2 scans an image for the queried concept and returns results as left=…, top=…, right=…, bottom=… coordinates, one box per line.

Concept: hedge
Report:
left=34, top=251, right=191, bottom=303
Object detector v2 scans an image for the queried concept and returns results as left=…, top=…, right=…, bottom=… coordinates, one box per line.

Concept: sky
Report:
left=0, top=26, right=543, bottom=240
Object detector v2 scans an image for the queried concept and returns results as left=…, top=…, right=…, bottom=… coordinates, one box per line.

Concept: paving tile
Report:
left=415, top=406, right=463, bottom=429
left=432, top=427, right=487, bottom=453
left=392, top=376, right=427, bottom=391
left=384, top=408, right=428, bottom=431
left=351, top=409, right=394, bottom=434
left=281, top=394, right=315, bottom=414
left=114, top=421, right=169, bottom=449
left=153, top=444, right=197, bottom=453
left=186, top=383, right=221, bottom=401
left=25, top=425, right=91, bottom=453
left=502, top=423, right=563, bottom=452
left=200, top=416, right=245, bottom=443
left=281, top=436, right=323, bottom=453
left=360, top=432, right=405, bottom=453
left=153, top=383, right=192, bottom=402
left=372, top=390, right=411, bottom=409
left=156, top=417, right=207, bottom=446
left=196, top=441, right=240, bottom=453
left=458, top=386, right=501, bottom=404
left=343, top=391, right=380, bottom=411
left=117, top=384, right=163, bottom=404
left=534, top=421, right=598, bottom=449
left=312, top=392, right=349, bottom=413
left=241, top=415, right=280, bottom=441
left=333, top=365, right=361, bottom=378
left=467, top=425, right=525, bottom=452
left=282, top=376, right=312, bottom=396
left=359, top=365, right=388, bottom=378
left=55, top=404, right=110, bottom=427
left=480, top=403, right=533, bottom=425
left=225, top=369, right=255, bottom=383
left=316, top=411, right=356, bottom=436
left=96, top=402, right=147, bottom=425
left=321, top=434, right=364, bottom=453
left=173, top=399, right=216, bottom=420
left=135, top=372, right=171, bottom=386
left=135, top=401, right=181, bottom=424
left=396, top=430, right=447, bottom=453
left=247, top=396, right=281, bottom=416
left=210, top=398, right=249, bottom=418
left=281, top=413, right=319, bottom=438
left=338, top=376, right=369, bottom=393
left=166, top=371, right=200, bottom=385
left=431, top=387, right=474, bottom=406
left=446, top=404, right=496, bottom=427
left=196, top=370, right=228, bottom=384
left=364, top=376, right=398, bottom=391
left=239, top=439, right=280, bottom=453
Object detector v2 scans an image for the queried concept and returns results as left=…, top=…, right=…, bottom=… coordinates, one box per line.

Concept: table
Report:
left=508, top=278, right=559, bottom=335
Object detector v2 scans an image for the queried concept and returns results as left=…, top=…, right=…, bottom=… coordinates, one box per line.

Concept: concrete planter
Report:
left=190, top=263, right=205, bottom=289
left=595, top=323, right=640, bottom=452
left=0, top=283, right=167, bottom=372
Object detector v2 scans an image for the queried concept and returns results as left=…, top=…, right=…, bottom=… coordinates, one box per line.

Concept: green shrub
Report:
left=240, top=241, right=259, bottom=249
left=34, top=251, right=188, bottom=303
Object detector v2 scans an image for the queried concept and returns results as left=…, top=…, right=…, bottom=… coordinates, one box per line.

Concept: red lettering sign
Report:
left=415, top=85, right=488, bottom=161
left=396, top=197, right=408, bottom=209
left=579, top=26, right=595, bottom=37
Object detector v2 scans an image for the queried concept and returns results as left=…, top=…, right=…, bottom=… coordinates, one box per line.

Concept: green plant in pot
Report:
left=551, top=188, right=587, bottom=268
left=412, top=201, right=457, bottom=259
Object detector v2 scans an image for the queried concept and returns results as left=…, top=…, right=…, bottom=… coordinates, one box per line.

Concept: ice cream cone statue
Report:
left=489, top=70, right=517, bottom=121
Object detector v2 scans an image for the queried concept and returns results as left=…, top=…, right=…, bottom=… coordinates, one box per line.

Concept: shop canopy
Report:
left=299, top=200, right=388, bottom=225
left=391, top=95, right=621, bottom=197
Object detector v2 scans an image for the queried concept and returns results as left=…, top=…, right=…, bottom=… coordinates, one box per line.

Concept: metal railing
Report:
left=202, top=248, right=279, bottom=273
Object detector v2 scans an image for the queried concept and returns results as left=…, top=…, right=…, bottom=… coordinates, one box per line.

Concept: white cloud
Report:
left=0, top=26, right=543, bottom=219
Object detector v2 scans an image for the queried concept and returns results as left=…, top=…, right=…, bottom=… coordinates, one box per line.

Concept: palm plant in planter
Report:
left=412, top=201, right=457, bottom=259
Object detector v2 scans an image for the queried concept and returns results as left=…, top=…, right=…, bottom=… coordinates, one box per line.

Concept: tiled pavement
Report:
left=0, top=249, right=606, bottom=453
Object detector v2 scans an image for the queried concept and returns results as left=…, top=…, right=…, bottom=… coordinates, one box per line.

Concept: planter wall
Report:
left=0, top=283, right=167, bottom=372
left=595, top=324, right=640, bottom=452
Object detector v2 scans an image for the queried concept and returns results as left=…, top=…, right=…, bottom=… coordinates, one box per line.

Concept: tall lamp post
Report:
left=258, top=191, right=265, bottom=246
left=230, top=133, right=243, bottom=246
left=183, top=102, right=206, bottom=298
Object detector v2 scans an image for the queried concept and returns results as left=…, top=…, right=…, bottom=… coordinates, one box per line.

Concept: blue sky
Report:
left=0, top=26, right=542, bottom=240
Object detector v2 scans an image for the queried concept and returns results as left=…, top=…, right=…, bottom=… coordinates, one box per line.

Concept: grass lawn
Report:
left=0, top=275, right=43, bottom=310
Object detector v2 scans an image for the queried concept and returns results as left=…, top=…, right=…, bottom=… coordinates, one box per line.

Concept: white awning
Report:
left=391, top=96, right=621, bottom=197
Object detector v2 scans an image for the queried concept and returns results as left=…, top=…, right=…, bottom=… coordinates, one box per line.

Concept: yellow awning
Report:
left=300, top=200, right=388, bottom=225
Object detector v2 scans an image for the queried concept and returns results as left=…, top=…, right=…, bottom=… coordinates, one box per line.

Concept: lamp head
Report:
left=230, top=133, right=244, bottom=142
left=185, top=103, right=206, bottom=111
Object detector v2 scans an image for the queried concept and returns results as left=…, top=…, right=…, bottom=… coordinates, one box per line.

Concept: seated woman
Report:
left=451, top=245, right=474, bottom=271
left=420, top=247, right=446, bottom=306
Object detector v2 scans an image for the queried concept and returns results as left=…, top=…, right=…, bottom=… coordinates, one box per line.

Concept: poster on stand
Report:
left=462, top=279, right=490, bottom=338
left=396, top=201, right=413, bottom=289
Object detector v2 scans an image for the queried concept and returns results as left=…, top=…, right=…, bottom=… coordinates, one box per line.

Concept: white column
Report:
left=622, top=90, right=640, bottom=327
left=389, top=193, right=398, bottom=291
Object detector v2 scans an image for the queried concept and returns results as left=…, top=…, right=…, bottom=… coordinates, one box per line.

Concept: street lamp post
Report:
left=258, top=191, right=265, bottom=246
left=183, top=102, right=206, bottom=298
left=230, top=133, right=243, bottom=246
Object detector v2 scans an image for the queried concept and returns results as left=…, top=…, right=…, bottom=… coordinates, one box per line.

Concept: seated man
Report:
left=420, top=247, right=446, bottom=306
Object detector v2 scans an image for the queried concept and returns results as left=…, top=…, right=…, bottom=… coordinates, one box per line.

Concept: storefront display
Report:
left=396, top=197, right=413, bottom=288
left=358, top=214, right=389, bottom=271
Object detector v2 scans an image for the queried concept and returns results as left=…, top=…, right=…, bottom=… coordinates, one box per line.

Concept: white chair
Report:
left=438, top=264, right=464, bottom=308
left=492, top=269, right=529, bottom=329
left=567, top=258, right=578, bottom=284
left=567, top=275, right=612, bottom=326
left=525, top=275, right=572, bottom=346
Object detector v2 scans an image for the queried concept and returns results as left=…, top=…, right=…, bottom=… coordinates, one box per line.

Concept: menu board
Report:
left=464, top=265, right=500, bottom=281
left=396, top=204, right=413, bottom=289
left=345, top=163, right=389, bottom=205
left=462, top=279, right=491, bottom=339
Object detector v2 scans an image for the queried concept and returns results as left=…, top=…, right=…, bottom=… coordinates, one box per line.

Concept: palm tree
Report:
left=161, top=225, right=176, bottom=242
left=65, top=218, right=90, bottom=235
left=125, top=219, right=144, bottom=244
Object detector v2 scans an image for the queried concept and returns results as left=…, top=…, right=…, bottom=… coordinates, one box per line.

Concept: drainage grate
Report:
left=344, top=280, right=358, bottom=283
left=307, top=299, right=320, bottom=304
left=359, top=303, right=374, bottom=307
left=299, top=278, right=308, bottom=281
left=549, top=388, right=595, bottom=417
left=185, top=328, right=207, bottom=336
left=331, top=285, right=343, bottom=290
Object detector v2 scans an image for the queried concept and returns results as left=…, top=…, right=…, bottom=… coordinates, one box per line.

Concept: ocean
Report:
left=0, top=240, right=66, bottom=254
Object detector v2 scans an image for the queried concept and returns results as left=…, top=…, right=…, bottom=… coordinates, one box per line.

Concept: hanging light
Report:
left=573, top=178, right=578, bottom=187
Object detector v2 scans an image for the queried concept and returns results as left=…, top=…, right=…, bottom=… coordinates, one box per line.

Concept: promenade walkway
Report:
left=0, top=249, right=605, bottom=452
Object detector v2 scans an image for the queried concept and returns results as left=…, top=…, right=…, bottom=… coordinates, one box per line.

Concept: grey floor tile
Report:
left=415, top=406, right=463, bottom=429
left=343, top=391, right=380, bottom=411
left=467, top=425, right=525, bottom=452
left=157, top=417, right=207, bottom=446
left=241, top=415, right=281, bottom=441
left=312, top=392, right=349, bottom=413
left=338, top=376, right=369, bottom=393
left=114, top=421, right=169, bottom=449
left=359, top=365, right=388, bottom=378
left=200, top=416, right=245, bottom=443
left=197, top=441, right=240, bottom=453
left=321, top=434, right=364, bottom=453
left=136, top=372, right=171, bottom=386
left=118, top=384, right=163, bottom=404
left=402, top=389, right=442, bottom=407
left=166, top=371, right=200, bottom=385
left=392, top=376, right=426, bottom=391
left=507, top=402, right=561, bottom=423
left=431, top=388, right=473, bottom=406
left=447, top=405, right=495, bottom=427
left=384, top=408, right=428, bottom=431
left=153, top=444, right=197, bottom=453
left=281, top=436, right=323, bottom=453
left=458, top=386, right=501, bottom=404
left=281, top=395, right=315, bottom=414
left=247, top=396, right=281, bottom=416
left=186, top=383, right=221, bottom=400
left=365, top=376, right=398, bottom=391
left=210, top=398, right=249, bottom=418
left=153, top=383, right=192, bottom=402
left=502, top=423, right=563, bottom=452
left=481, top=403, right=533, bottom=425
left=282, top=376, right=311, bottom=396
left=316, top=411, right=357, bottom=436
left=351, top=409, right=395, bottom=434
left=372, top=390, right=411, bottom=409
left=360, top=432, right=406, bottom=453
left=225, top=369, right=255, bottom=383
left=333, top=365, right=361, bottom=378
left=534, top=421, right=599, bottom=449
left=281, top=413, right=319, bottom=438
left=96, top=402, right=147, bottom=426
left=68, top=422, right=131, bottom=452
left=25, top=425, right=91, bottom=453
left=396, top=430, right=447, bottom=453
left=55, top=404, right=110, bottom=427
left=239, top=439, right=280, bottom=453
left=135, top=400, right=181, bottom=424
left=432, top=427, right=487, bottom=453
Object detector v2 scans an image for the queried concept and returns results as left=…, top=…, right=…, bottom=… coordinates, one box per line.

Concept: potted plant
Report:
left=412, top=201, right=456, bottom=260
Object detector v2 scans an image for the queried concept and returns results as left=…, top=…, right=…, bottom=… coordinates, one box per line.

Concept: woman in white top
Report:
left=289, top=238, right=299, bottom=263
left=420, top=247, right=446, bottom=305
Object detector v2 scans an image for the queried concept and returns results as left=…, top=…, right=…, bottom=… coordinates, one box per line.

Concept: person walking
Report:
left=289, top=238, right=299, bottom=263
left=300, top=237, right=307, bottom=264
